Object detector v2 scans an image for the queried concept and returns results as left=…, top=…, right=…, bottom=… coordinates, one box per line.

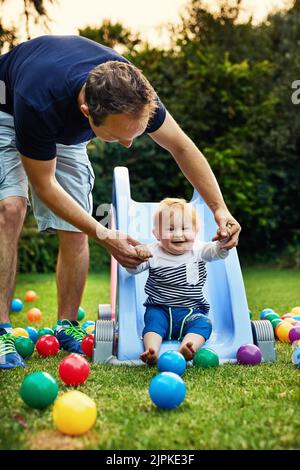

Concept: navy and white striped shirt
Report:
left=127, top=241, right=228, bottom=313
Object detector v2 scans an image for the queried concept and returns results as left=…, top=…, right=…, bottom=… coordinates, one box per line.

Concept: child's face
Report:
left=153, top=206, right=199, bottom=255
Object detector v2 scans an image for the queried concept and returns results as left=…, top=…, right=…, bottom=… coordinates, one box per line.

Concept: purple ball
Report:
left=289, top=326, right=300, bottom=343
left=237, top=344, right=262, bottom=365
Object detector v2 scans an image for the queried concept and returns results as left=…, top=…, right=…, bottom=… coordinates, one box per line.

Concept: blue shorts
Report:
left=143, top=305, right=212, bottom=341
left=0, top=111, right=95, bottom=233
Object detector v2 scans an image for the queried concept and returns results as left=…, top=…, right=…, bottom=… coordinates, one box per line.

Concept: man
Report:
left=0, top=35, right=241, bottom=368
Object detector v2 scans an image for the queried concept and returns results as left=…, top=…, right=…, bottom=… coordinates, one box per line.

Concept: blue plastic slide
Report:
left=110, top=166, right=253, bottom=363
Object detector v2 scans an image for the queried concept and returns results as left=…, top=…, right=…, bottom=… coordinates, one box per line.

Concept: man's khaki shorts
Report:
left=0, top=111, right=95, bottom=233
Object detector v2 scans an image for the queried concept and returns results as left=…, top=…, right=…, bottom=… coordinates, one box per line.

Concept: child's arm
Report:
left=198, top=241, right=229, bottom=262
left=126, top=260, right=150, bottom=275
left=126, top=244, right=152, bottom=274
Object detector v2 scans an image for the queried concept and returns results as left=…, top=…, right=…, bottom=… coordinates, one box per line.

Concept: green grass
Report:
left=0, top=268, right=299, bottom=450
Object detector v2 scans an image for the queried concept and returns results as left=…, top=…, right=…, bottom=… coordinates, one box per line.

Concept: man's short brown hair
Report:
left=85, top=61, right=158, bottom=126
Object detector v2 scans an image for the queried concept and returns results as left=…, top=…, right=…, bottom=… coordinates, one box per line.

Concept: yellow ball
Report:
left=53, top=391, right=97, bottom=436
left=275, top=322, right=293, bottom=343
left=85, top=325, right=95, bottom=334
left=290, top=307, right=300, bottom=315
left=13, top=327, right=29, bottom=338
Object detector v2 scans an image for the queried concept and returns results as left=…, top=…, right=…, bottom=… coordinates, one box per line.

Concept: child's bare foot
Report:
left=178, top=342, right=195, bottom=361
left=140, top=348, right=158, bottom=365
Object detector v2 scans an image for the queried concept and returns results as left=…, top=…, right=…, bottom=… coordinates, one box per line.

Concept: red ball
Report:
left=58, top=353, right=90, bottom=386
left=81, top=334, right=94, bottom=358
left=36, top=335, right=60, bottom=357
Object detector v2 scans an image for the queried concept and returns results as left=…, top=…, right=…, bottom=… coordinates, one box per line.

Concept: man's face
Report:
left=87, top=111, right=150, bottom=148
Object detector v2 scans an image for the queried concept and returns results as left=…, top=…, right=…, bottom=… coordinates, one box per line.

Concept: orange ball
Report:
left=27, top=307, right=42, bottom=323
left=283, top=317, right=298, bottom=325
left=275, top=322, right=293, bottom=343
left=24, top=290, right=37, bottom=302
left=281, top=314, right=293, bottom=320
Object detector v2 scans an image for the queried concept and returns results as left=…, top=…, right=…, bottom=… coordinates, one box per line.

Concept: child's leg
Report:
left=140, top=332, right=163, bottom=365
left=178, top=333, right=205, bottom=361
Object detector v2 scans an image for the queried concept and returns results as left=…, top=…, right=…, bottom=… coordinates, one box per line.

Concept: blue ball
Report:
left=157, top=350, right=186, bottom=376
left=292, top=346, right=300, bottom=367
left=149, top=372, right=186, bottom=410
left=10, top=298, right=23, bottom=313
left=82, top=321, right=95, bottom=329
left=260, top=308, right=274, bottom=320
left=25, top=327, right=38, bottom=344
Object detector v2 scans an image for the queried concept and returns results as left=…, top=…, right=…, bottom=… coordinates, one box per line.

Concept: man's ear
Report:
left=80, top=104, right=90, bottom=118
left=152, top=227, right=160, bottom=241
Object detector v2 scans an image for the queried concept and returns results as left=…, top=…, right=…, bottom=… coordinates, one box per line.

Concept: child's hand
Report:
left=134, top=244, right=153, bottom=260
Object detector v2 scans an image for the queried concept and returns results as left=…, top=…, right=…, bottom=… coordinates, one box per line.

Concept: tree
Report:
left=79, top=19, right=141, bottom=54
left=0, top=0, right=54, bottom=40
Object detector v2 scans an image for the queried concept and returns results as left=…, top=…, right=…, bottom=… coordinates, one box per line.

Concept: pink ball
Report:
left=289, top=326, right=300, bottom=343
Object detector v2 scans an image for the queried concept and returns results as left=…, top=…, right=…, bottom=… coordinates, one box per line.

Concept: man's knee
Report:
left=58, top=231, right=88, bottom=255
left=0, top=197, right=27, bottom=231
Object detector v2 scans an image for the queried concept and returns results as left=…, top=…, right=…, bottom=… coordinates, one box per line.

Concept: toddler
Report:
left=127, top=198, right=230, bottom=364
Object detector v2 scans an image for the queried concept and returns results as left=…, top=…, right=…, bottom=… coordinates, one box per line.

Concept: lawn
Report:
left=0, top=268, right=299, bottom=450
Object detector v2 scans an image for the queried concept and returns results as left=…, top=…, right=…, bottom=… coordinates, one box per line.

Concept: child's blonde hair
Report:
left=153, top=198, right=200, bottom=232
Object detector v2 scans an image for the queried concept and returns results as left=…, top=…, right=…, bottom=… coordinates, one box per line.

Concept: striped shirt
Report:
left=127, top=241, right=228, bottom=313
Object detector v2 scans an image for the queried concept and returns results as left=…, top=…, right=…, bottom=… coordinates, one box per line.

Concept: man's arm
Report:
left=149, top=112, right=241, bottom=249
left=20, top=155, right=143, bottom=268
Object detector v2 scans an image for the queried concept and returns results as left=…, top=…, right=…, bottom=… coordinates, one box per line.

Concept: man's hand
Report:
left=134, top=244, right=153, bottom=261
left=101, top=229, right=146, bottom=268
left=212, top=208, right=241, bottom=250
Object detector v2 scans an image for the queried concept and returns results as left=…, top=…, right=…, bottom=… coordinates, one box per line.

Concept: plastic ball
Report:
left=264, top=312, right=280, bottom=322
left=15, top=337, right=35, bottom=358
left=53, top=390, right=97, bottom=436
left=27, top=308, right=42, bottom=323
left=271, top=319, right=282, bottom=329
left=149, top=372, right=186, bottom=410
left=37, top=327, right=54, bottom=339
left=85, top=325, right=95, bottom=335
left=59, top=353, right=90, bottom=386
left=289, top=326, right=300, bottom=343
left=291, top=307, right=300, bottom=315
left=20, top=371, right=59, bottom=409
left=157, top=350, right=186, bottom=376
left=10, top=298, right=23, bottom=313
left=36, top=335, right=60, bottom=357
left=77, top=307, right=86, bottom=321
left=25, top=326, right=38, bottom=343
left=81, top=334, right=94, bottom=358
left=193, top=348, right=219, bottom=368
left=12, top=327, right=29, bottom=338
left=259, top=308, right=274, bottom=320
left=24, top=290, right=37, bottom=302
left=275, top=322, right=293, bottom=343
left=292, top=339, right=300, bottom=349
left=236, top=344, right=262, bottom=365
left=292, top=346, right=300, bottom=367
left=282, top=317, right=297, bottom=325
left=82, top=321, right=95, bottom=329
left=281, top=314, right=293, bottom=320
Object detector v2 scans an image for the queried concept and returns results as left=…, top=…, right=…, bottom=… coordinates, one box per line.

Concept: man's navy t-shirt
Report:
left=0, top=35, right=166, bottom=160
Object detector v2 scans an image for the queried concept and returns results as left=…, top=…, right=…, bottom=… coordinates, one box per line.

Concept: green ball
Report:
left=271, top=318, right=282, bottom=329
left=15, top=337, right=35, bottom=358
left=193, top=348, right=219, bottom=368
left=37, top=327, right=54, bottom=339
left=77, top=307, right=86, bottom=321
left=264, top=313, right=280, bottom=322
left=20, top=371, right=59, bottom=409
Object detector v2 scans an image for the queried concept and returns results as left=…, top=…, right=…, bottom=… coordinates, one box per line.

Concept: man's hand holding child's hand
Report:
left=134, top=244, right=153, bottom=261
